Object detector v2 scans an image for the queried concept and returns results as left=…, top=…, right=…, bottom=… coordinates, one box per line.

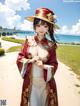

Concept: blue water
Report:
left=16, top=32, right=80, bottom=44
left=55, top=34, right=80, bottom=44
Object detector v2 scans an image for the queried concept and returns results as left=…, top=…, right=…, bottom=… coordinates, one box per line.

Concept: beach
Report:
left=0, top=39, right=80, bottom=106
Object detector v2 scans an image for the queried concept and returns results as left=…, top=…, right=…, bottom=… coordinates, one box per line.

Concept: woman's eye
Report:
left=44, top=25, right=48, bottom=28
left=36, top=25, right=40, bottom=27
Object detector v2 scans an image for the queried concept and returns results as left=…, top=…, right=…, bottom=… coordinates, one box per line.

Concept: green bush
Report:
left=0, top=48, right=5, bottom=56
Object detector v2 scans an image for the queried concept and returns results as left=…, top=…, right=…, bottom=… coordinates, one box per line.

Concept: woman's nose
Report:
left=39, top=26, right=44, bottom=30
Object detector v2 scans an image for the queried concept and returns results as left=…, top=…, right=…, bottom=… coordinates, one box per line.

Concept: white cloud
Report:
left=56, top=19, right=80, bottom=35
left=0, top=3, right=21, bottom=28
left=5, top=0, right=30, bottom=11
left=56, top=25, right=69, bottom=35
left=70, top=19, right=80, bottom=35
left=0, top=0, right=30, bottom=29
left=18, top=20, right=33, bottom=31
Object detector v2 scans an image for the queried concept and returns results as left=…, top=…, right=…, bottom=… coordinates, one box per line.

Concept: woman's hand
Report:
left=21, top=56, right=40, bottom=64
left=28, top=56, right=40, bottom=63
left=35, top=60, right=44, bottom=69
left=32, top=56, right=44, bottom=68
left=21, top=58, right=29, bottom=64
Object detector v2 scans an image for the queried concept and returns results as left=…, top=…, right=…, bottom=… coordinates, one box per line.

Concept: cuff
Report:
left=44, top=65, right=54, bottom=81
left=20, top=58, right=29, bottom=78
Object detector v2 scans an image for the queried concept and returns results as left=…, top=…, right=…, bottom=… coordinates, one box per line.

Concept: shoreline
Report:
left=0, top=35, right=80, bottom=45
left=0, top=34, right=80, bottom=45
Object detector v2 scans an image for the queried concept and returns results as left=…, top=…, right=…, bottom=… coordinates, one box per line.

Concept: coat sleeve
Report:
left=45, top=44, right=58, bottom=76
left=43, top=44, right=58, bottom=81
left=48, top=45, right=58, bottom=73
left=16, top=39, right=29, bottom=73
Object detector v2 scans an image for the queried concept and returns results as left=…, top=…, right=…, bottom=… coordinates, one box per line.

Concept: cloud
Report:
left=70, top=19, right=80, bottom=35
left=56, top=25, right=69, bottom=34
left=0, top=2, right=21, bottom=28
left=5, top=0, right=30, bottom=11
left=56, top=19, right=80, bottom=35
left=18, top=20, right=33, bottom=31
left=0, top=0, right=30, bottom=29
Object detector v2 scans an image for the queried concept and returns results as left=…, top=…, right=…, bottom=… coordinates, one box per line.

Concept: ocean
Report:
left=16, top=32, right=80, bottom=44
left=55, top=34, right=80, bottom=44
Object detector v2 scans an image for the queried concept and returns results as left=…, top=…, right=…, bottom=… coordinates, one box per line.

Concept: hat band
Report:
left=35, top=13, right=53, bottom=22
left=36, top=13, right=47, bottom=18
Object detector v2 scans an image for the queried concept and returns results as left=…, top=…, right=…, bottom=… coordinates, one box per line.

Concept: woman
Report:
left=16, top=8, right=59, bottom=106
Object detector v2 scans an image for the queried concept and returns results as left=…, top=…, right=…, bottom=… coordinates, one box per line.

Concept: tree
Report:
left=2, top=32, right=6, bottom=36
left=0, top=26, right=3, bottom=29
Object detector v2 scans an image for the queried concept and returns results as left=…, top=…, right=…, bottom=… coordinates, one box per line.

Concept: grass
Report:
left=7, top=45, right=22, bottom=52
left=2, top=36, right=24, bottom=44
left=57, top=44, right=80, bottom=75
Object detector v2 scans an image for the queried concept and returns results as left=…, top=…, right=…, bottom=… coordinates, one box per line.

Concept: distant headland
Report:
left=0, top=26, right=33, bottom=36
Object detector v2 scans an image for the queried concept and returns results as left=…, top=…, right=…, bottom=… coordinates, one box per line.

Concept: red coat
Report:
left=16, top=35, right=58, bottom=106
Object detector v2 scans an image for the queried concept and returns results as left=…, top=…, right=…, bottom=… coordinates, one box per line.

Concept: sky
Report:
left=0, top=0, right=80, bottom=35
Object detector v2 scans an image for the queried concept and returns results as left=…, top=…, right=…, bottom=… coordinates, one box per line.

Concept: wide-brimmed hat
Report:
left=26, top=8, right=59, bottom=29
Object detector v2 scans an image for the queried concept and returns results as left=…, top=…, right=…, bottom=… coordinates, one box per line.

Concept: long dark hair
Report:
left=33, top=18, right=56, bottom=42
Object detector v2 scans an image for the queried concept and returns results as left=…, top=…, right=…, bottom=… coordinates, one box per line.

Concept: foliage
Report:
left=0, top=48, right=5, bottom=56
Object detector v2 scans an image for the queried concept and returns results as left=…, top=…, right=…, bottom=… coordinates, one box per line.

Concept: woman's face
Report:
left=35, top=22, right=49, bottom=36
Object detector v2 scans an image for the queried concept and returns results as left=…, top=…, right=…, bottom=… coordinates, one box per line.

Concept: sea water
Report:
left=16, top=32, right=80, bottom=44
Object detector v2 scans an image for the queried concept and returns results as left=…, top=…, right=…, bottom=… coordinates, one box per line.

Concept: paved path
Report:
left=0, top=37, right=21, bottom=51
left=0, top=39, right=80, bottom=106
left=0, top=52, right=80, bottom=106
left=55, top=61, right=80, bottom=106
